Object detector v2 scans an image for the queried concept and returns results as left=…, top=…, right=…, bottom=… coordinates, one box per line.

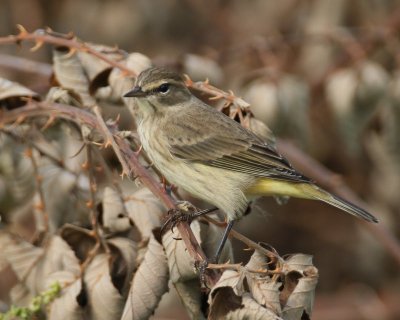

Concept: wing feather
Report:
left=165, top=104, right=311, bottom=183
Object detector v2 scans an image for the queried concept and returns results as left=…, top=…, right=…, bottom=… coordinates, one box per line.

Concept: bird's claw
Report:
left=160, top=208, right=194, bottom=235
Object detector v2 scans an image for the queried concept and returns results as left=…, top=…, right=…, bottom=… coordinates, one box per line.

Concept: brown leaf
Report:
left=247, top=275, right=282, bottom=316
left=60, top=224, right=96, bottom=262
left=208, top=269, right=246, bottom=308
left=107, top=237, right=138, bottom=296
left=121, top=233, right=169, bottom=320
left=102, top=187, right=131, bottom=233
left=84, top=254, right=125, bottom=320
left=125, top=188, right=164, bottom=240
left=0, top=77, right=39, bottom=109
left=162, top=220, right=201, bottom=283
left=223, top=293, right=283, bottom=320
left=46, top=273, right=84, bottom=320
left=103, top=52, right=151, bottom=105
left=52, top=47, right=95, bottom=107
left=174, top=280, right=205, bottom=320
left=77, top=43, right=125, bottom=95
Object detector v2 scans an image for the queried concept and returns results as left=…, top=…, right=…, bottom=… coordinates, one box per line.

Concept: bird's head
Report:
left=124, top=67, right=191, bottom=117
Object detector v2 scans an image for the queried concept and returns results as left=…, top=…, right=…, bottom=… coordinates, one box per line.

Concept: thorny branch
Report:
left=0, top=102, right=212, bottom=275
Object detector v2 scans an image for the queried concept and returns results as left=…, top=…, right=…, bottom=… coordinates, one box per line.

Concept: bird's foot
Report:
left=160, top=201, right=196, bottom=234
left=160, top=203, right=218, bottom=235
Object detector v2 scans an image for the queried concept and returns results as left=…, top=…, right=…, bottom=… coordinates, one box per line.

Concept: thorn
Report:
left=24, top=148, right=33, bottom=158
left=40, top=116, right=56, bottom=131
left=183, top=74, right=193, bottom=86
left=16, top=24, right=28, bottom=36
left=30, top=40, right=44, bottom=52
left=64, top=48, right=77, bottom=58
left=34, top=202, right=44, bottom=211
left=90, top=183, right=97, bottom=193
left=120, top=170, right=128, bottom=179
left=209, top=94, right=224, bottom=101
left=103, top=139, right=112, bottom=148
left=81, top=161, right=89, bottom=170
left=91, top=141, right=104, bottom=146
left=134, top=145, right=143, bottom=156
left=86, top=200, right=94, bottom=209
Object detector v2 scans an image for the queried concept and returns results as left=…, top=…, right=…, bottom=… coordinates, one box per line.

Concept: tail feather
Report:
left=306, top=186, right=378, bottom=223
left=246, top=179, right=378, bottom=223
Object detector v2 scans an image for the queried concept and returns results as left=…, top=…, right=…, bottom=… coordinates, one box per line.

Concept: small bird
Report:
left=124, top=67, right=378, bottom=262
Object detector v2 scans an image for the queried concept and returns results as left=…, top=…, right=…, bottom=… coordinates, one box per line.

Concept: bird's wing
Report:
left=165, top=105, right=311, bottom=183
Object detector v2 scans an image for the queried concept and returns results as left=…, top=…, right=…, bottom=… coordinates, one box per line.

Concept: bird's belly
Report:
left=138, top=122, right=253, bottom=220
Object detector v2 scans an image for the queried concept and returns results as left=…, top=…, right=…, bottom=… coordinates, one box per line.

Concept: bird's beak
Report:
left=123, top=86, right=146, bottom=98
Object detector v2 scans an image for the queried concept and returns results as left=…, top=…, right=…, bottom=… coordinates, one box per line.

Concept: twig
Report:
left=0, top=53, right=52, bottom=77
left=0, top=102, right=212, bottom=274
left=25, top=147, right=49, bottom=235
left=84, top=144, right=110, bottom=253
left=207, top=262, right=283, bottom=276
left=92, top=106, right=132, bottom=178
left=0, top=26, right=136, bottom=77
left=203, top=216, right=281, bottom=263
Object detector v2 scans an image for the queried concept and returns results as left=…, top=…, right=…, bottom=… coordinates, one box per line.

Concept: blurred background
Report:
left=1, top=0, right=400, bottom=319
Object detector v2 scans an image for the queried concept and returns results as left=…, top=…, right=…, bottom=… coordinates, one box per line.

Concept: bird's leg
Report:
left=160, top=205, right=218, bottom=234
left=212, top=220, right=234, bottom=263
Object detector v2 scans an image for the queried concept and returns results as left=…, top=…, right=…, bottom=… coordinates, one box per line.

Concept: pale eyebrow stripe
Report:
left=143, top=80, right=182, bottom=92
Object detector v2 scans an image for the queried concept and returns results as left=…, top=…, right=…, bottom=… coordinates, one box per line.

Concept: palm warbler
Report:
left=124, top=67, right=378, bottom=262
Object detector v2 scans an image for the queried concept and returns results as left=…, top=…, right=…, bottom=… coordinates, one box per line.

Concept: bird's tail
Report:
left=304, top=185, right=378, bottom=223
left=247, top=180, right=378, bottom=223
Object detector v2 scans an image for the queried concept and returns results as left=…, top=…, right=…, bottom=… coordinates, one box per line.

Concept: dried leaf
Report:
left=121, top=234, right=169, bottom=320
left=84, top=254, right=125, bottom=320
left=46, top=87, right=80, bottom=105
left=105, top=52, right=151, bottom=104
left=125, top=188, right=164, bottom=240
left=275, top=76, right=310, bottom=146
left=247, top=275, right=282, bottom=316
left=0, top=231, right=43, bottom=284
left=326, top=61, right=389, bottom=154
left=102, top=187, right=131, bottom=233
left=0, top=77, right=39, bottom=109
left=183, top=54, right=224, bottom=84
left=281, top=254, right=313, bottom=274
left=243, top=81, right=279, bottom=126
left=280, top=254, right=318, bottom=320
left=39, top=163, right=89, bottom=232
left=47, top=272, right=85, bottom=320
left=174, top=280, right=205, bottom=320
left=52, top=47, right=95, bottom=107
left=60, top=224, right=96, bottom=262
left=0, top=135, right=35, bottom=211
left=77, top=43, right=125, bottom=95
left=107, top=237, right=138, bottom=295
left=208, top=269, right=246, bottom=306
left=224, top=293, right=283, bottom=320
left=162, top=221, right=201, bottom=283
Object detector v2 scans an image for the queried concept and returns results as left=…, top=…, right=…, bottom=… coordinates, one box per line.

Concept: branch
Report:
left=0, top=102, right=211, bottom=269
left=0, top=26, right=136, bottom=77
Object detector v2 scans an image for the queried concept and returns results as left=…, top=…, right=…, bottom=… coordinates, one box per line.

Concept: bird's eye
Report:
left=157, top=83, right=170, bottom=94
